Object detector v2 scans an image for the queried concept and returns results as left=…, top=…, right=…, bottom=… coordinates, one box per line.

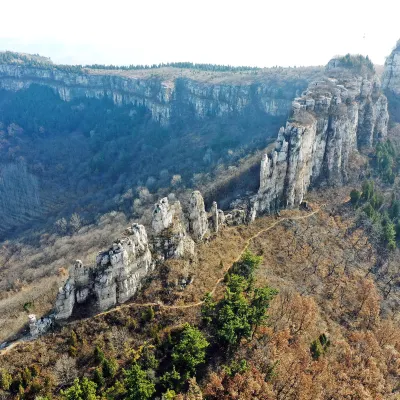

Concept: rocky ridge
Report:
left=252, top=58, right=389, bottom=216
left=39, top=191, right=229, bottom=328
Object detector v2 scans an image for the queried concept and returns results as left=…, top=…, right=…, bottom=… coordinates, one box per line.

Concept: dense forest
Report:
left=335, top=53, right=375, bottom=73
left=0, top=51, right=259, bottom=73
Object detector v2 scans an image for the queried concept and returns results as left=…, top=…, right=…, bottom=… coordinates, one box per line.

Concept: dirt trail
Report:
left=95, top=208, right=321, bottom=316
left=0, top=207, right=320, bottom=355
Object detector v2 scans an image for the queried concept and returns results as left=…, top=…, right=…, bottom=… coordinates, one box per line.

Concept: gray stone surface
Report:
left=382, top=40, right=400, bottom=95
left=151, top=199, right=195, bottom=260
left=210, top=201, right=219, bottom=233
left=0, top=64, right=321, bottom=126
left=29, top=314, right=53, bottom=338
left=54, top=223, right=153, bottom=319
left=252, top=63, right=389, bottom=217
left=152, top=197, right=173, bottom=234
left=188, top=191, right=209, bottom=241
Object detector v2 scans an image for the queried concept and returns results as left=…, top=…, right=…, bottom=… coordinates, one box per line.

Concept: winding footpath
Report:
left=93, top=207, right=321, bottom=315
left=0, top=207, right=321, bottom=356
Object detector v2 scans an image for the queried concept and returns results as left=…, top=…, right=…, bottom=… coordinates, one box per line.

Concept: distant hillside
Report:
left=0, top=51, right=53, bottom=66
left=0, top=53, right=324, bottom=238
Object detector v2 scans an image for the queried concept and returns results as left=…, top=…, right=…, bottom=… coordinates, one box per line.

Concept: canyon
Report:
left=2, top=38, right=400, bottom=399
left=28, top=53, right=392, bottom=332
left=0, top=62, right=322, bottom=126
left=0, top=58, right=324, bottom=237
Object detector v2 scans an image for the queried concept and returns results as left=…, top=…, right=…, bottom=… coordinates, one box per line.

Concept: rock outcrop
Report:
left=54, top=223, right=153, bottom=320
left=28, top=314, right=53, bottom=338
left=382, top=40, right=400, bottom=96
left=188, top=191, right=209, bottom=241
left=151, top=197, right=195, bottom=260
left=152, top=197, right=174, bottom=234
left=252, top=59, right=389, bottom=216
left=53, top=190, right=226, bottom=322
left=210, top=202, right=219, bottom=233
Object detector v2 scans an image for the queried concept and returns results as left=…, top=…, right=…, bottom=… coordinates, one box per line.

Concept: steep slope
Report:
left=382, top=39, right=400, bottom=122
left=382, top=39, right=400, bottom=96
left=0, top=63, right=321, bottom=126
left=253, top=56, right=388, bottom=215
left=2, top=192, right=400, bottom=399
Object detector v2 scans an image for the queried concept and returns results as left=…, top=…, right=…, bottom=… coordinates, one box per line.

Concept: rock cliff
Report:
left=55, top=223, right=153, bottom=320
left=188, top=191, right=209, bottom=241
left=151, top=197, right=195, bottom=261
left=0, top=58, right=324, bottom=236
left=252, top=58, right=389, bottom=216
left=382, top=40, right=400, bottom=96
left=382, top=40, right=400, bottom=122
left=54, top=191, right=230, bottom=321
left=0, top=62, right=321, bottom=126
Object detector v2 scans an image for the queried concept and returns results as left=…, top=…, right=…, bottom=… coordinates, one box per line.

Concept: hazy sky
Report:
left=1, top=0, right=399, bottom=67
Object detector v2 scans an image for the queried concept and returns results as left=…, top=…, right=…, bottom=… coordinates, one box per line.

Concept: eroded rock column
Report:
left=188, top=191, right=209, bottom=241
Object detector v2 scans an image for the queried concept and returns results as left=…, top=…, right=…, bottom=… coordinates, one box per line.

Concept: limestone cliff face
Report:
left=0, top=64, right=173, bottom=125
left=188, top=191, right=209, bottom=241
left=54, top=191, right=230, bottom=321
left=253, top=62, right=389, bottom=216
left=55, top=223, right=153, bottom=320
left=0, top=64, right=317, bottom=126
left=382, top=40, right=400, bottom=95
left=151, top=197, right=195, bottom=261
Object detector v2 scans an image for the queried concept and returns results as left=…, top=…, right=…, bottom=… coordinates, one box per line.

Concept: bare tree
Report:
left=171, top=174, right=182, bottom=187
left=54, top=355, right=78, bottom=385
left=109, top=326, right=130, bottom=353
left=69, top=213, right=82, bottom=233
left=55, top=218, right=68, bottom=235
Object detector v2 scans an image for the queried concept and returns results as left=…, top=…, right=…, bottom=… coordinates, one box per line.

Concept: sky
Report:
left=0, top=0, right=399, bottom=68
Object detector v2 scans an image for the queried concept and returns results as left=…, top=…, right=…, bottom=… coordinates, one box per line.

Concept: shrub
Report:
left=92, top=368, right=104, bottom=389
left=350, top=189, right=361, bottom=205
left=69, top=346, right=78, bottom=357
left=231, top=249, right=262, bottom=283
left=310, top=333, right=331, bottom=360
left=0, top=368, right=12, bottom=390
left=123, top=363, right=155, bottom=400
left=171, top=324, right=209, bottom=380
left=70, top=331, right=78, bottom=347
left=141, top=307, right=155, bottom=324
left=93, top=346, right=105, bottom=364
left=203, top=251, right=277, bottom=347
left=70, top=213, right=82, bottom=233
left=60, top=377, right=97, bottom=400
left=102, top=357, right=118, bottom=379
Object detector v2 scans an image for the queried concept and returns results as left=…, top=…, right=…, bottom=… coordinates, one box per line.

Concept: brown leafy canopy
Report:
left=1, top=195, right=400, bottom=399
